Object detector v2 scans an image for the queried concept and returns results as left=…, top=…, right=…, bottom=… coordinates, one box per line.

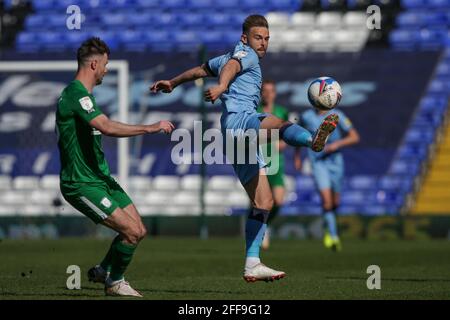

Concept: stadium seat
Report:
left=336, top=30, right=369, bottom=52
left=32, top=0, right=55, bottom=11
left=428, top=0, right=450, bottom=8
left=401, top=0, right=428, bottom=9
left=418, top=28, right=446, bottom=49
left=0, top=175, right=12, bottom=190
left=296, top=175, right=315, bottom=190
left=129, top=176, right=152, bottom=191
left=315, top=12, right=342, bottom=29
left=290, top=12, right=315, bottom=31
left=19, top=205, right=53, bottom=216
left=389, top=29, right=418, bottom=50
left=118, top=30, right=147, bottom=51
left=269, top=0, right=302, bottom=11
left=340, top=190, right=367, bottom=205
left=173, top=191, right=200, bottom=205
left=180, top=175, right=202, bottom=190
left=1, top=191, right=28, bottom=205
left=208, top=175, right=236, bottom=191
left=0, top=206, right=17, bottom=216
left=204, top=191, right=225, bottom=206
left=266, top=12, right=291, bottom=30
left=396, top=12, right=425, bottom=28
left=152, top=176, right=180, bottom=191
left=228, top=191, right=250, bottom=207
left=280, top=29, right=309, bottom=52
left=348, top=175, right=378, bottom=190
left=30, top=190, right=59, bottom=205
left=187, top=0, right=215, bottom=9
left=13, top=176, right=39, bottom=190
left=145, top=191, right=173, bottom=205
left=16, top=32, right=40, bottom=51
left=342, top=11, right=367, bottom=28
left=308, top=30, right=336, bottom=52
left=40, top=175, right=59, bottom=190
left=379, top=176, right=413, bottom=191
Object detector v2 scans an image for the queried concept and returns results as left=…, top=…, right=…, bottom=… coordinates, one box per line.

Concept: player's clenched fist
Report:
left=157, top=120, right=175, bottom=134
left=204, top=85, right=226, bottom=104
left=150, top=80, right=174, bottom=93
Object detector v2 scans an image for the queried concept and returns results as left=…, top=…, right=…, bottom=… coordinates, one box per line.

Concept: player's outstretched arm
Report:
left=150, top=64, right=211, bottom=93
left=90, top=114, right=175, bottom=137
left=324, top=128, right=360, bottom=153
left=204, top=59, right=241, bottom=104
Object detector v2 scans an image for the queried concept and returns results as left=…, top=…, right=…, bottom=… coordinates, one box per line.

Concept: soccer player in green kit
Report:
left=57, top=37, right=175, bottom=297
left=256, top=80, right=289, bottom=249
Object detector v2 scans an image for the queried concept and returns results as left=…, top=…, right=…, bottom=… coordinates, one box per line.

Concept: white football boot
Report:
left=243, top=263, right=286, bottom=283
left=105, top=279, right=143, bottom=297
left=87, top=265, right=108, bottom=284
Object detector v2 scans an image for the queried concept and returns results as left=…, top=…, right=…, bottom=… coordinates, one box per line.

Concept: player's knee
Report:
left=256, top=197, right=274, bottom=211
left=322, top=201, right=333, bottom=211
left=124, top=226, right=142, bottom=245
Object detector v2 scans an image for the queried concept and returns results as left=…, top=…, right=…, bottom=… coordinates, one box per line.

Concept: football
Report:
left=307, top=77, right=342, bottom=110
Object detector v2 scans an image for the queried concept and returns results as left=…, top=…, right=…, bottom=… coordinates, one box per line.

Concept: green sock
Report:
left=100, top=235, right=121, bottom=273
left=267, top=205, right=280, bottom=225
left=109, top=241, right=137, bottom=282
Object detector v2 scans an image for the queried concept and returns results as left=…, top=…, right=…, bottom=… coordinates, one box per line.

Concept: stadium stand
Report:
left=0, top=0, right=447, bottom=219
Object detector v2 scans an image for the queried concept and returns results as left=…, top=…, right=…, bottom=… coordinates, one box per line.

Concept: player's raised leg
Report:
left=242, top=170, right=286, bottom=282
left=260, top=114, right=340, bottom=152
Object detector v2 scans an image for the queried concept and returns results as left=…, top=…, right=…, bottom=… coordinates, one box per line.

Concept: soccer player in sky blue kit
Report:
left=295, top=108, right=359, bottom=251
left=151, top=15, right=339, bottom=282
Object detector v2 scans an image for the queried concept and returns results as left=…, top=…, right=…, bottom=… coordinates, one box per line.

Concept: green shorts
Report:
left=267, top=169, right=285, bottom=188
left=60, top=177, right=133, bottom=224
left=267, top=156, right=285, bottom=188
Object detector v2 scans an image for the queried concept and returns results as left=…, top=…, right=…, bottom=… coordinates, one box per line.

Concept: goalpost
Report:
left=0, top=60, right=130, bottom=189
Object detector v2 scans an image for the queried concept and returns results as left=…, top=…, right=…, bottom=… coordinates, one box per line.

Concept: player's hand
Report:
left=157, top=120, right=175, bottom=134
left=324, top=142, right=340, bottom=154
left=204, top=85, right=226, bottom=104
left=150, top=80, right=174, bottom=93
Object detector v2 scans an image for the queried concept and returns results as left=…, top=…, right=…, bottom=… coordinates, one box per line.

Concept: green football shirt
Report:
left=56, top=80, right=110, bottom=183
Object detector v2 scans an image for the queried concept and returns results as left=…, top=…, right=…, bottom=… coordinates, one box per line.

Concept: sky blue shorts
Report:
left=311, top=155, right=344, bottom=193
left=221, top=110, right=269, bottom=185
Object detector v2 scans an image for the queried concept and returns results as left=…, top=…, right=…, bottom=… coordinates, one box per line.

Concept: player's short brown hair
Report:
left=77, top=37, right=110, bottom=67
left=242, top=15, right=269, bottom=34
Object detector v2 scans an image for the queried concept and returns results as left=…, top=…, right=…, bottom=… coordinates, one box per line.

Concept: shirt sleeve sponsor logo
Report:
left=344, top=118, right=352, bottom=127
left=233, top=50, right=248, bottom=60
left=79, top=96, right=95, bottom=113
left=101, top=197, right=112, bottom=208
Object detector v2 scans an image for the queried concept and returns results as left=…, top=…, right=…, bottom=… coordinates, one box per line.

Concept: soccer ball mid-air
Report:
left=307, top=77, right=342, bottom=110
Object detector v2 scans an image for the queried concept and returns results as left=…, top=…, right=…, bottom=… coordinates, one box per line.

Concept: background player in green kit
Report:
left=256, top=80, right=289, bottom=250
left=57, top=37, right=175, bottom=297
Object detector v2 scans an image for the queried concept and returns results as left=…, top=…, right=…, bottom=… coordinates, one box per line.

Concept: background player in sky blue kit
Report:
left=295, top=108, right=359, bottom=251
left=150, top=15, right=339, bottom=282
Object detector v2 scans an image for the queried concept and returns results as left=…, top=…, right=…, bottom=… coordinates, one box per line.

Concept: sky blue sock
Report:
left=324, top=211, right=338, bottom=239
left=246, top=209, right=269, bottom=258
left=280, top=123, right=312, bottom=147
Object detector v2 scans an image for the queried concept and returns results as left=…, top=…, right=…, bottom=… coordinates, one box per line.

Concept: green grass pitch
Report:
left=1, top=237, right=450, bottom=299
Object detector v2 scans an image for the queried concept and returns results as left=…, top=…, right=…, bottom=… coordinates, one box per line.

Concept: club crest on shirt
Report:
left=101, top=197, right=112, bottom=208
left=79, top=96, right=94, bottom=113
left=233, top=51, right=248, bottom=60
